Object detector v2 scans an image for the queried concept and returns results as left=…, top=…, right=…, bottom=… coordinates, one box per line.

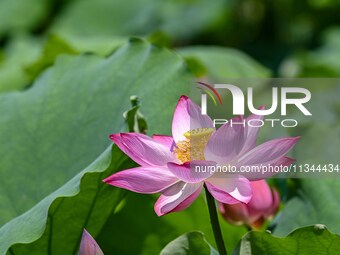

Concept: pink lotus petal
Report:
left=154, top=182, right=203, bottom=216
left=78, top=229, right=103, bottom=255
left=167, top=161, right=215, bottom=183
left=205, top=182, right=241, bottom=204
left=103, top=166, right=179, bottom=194
left=240, top=156, right=296, bottom=180
left=247, top=180, right=272, bottom=212
left=219, top=179, right=281, bottom=228
left=264, top=187, right=280, bottom=217
left=110, top=133, right=177, bottom=166
left=168, top=188, right=202, bottom=213
left=205, top=175, right=252, bottom=204
left=219, top=202, right=251, bottom=225
left=275, top=156, right=295, bottom=166
left=236, top=137, right=300, bottom=167
left=152, top=135, right=174, bottom=149
left=239, top=105, right=265, bottom=155
left=172, top=95, right=214, bottom=143
left=204, top=117, right=246, bottom=165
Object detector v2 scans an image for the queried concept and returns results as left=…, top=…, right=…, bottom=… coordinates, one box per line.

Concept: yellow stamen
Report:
left=174, top=128, right=214, bottom=162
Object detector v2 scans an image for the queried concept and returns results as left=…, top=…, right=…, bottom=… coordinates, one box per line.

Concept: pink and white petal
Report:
left=239, top=156, right=296, bottom=180
left=167, top=161, right=215, bottom=183
left=204, top=118, right=246, bottom=165
left=110, top=133, right=177, bottom=166
left=154, top=182, right=203, bottom=216
left=205, top=182, right=240, bottom=205
left=172, top=95, right=214, bottom=143
left=205, top=175, right=252, bottom=204
left=236, top=137, right=300, bottom=167
left=152, top=135, right=174, bottom=149
left=168, top=188, right=202, bottom=213
left=103, top=166, right=179, bottom=194
left=240, top=106, right=265, bottom=155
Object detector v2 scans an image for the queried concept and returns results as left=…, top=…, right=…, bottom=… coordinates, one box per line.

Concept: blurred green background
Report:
left=1, top=0, right=340, bottom=255
left=3, top=0, right=340, bottom=84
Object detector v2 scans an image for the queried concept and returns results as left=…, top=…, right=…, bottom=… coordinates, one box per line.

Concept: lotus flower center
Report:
left=174, top=128, right=214, bottom=162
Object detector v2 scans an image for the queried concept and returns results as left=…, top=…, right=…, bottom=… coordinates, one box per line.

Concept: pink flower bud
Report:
left=219, top=180, right=280, bottom=229
left=78, top=229, right=104, bottom=255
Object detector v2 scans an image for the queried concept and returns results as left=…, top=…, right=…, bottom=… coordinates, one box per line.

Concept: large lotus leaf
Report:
left=0, top=39, right=191, bottom=254
left=1, top=145, right=133, bottom=255
left=234, top=225, right=340, bottom=255
left=160, top=231, right=218, bottom=255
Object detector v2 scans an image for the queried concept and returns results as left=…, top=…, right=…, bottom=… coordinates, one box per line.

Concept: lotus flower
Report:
left=104, top=95, right=298, bottom=216
left=219, top=180, right=280, bottom=229
left=78, top=229, right=104, bottom=255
